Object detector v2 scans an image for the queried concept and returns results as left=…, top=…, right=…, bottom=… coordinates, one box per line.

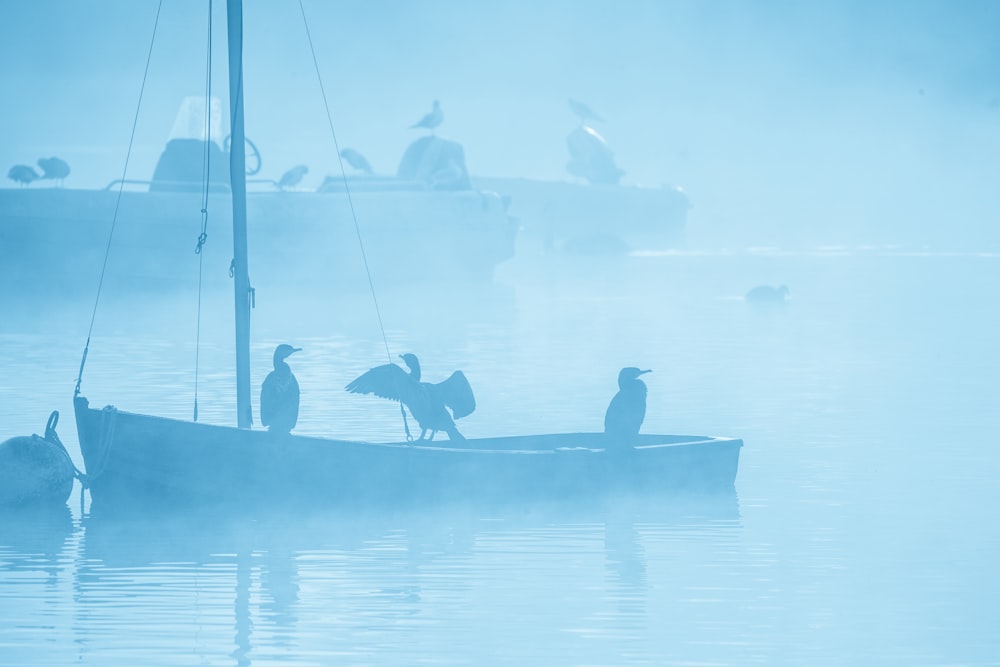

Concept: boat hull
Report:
left=74, top=396, right=741, bottom=509
left=473, top=177, right=689, bottom=253
left=0, top=186, right=517, bottom=300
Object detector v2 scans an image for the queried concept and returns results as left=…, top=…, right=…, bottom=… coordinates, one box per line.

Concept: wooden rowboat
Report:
left=74, top=396, right=741, bottom=509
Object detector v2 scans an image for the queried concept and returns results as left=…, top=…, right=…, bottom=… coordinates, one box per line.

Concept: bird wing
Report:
left=435, top=370, right=476, bottom=419
left=604, top=388, right=645, bottom=436
left=411, top=108, right=442, bottom=129
left=261, top=372, right=299, bottom=427
left=345, top=363, right=414, bottom=403
left=260, top=377, right=276, bottom=426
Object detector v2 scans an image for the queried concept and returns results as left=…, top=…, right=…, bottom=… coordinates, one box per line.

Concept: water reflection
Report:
left=0, top=504, right=73, bottom=582
left=234, top=546, right=251, bottom=667
left=61, top=491, right=739, bottom=665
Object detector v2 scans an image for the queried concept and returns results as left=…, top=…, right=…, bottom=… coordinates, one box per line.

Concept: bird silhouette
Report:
left=7, top=165, right=39, bottom=186
left=604, top=367, right=651, bottom=446
left=569, top=99, right=605, bottom=124
left=277, top=165, right=308, bottom=190
left=345, top=353, right=475, bottom=441
left=260, top=344, right=301, bottom=434
left=36, top=157, right=70, bottom=185
left=745, top=285, right=789, bottom=306
left=339, top=148, right=373, bottom=175
left=410, top=100, right=443, bottom=134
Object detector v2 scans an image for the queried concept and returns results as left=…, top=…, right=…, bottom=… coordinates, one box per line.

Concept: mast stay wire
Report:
left=75, top=0, right=166, bottom=397
left=297, top=0, right=393, bottom=367
left=193, top=0, right=215, bottom=422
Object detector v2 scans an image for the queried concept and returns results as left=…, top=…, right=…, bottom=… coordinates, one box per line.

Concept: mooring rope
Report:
left=193, top=0, right=214, bottom=422
left=297, top=0, right=393, bottom=367
left=75, top=0, right=165, bottom=396
left=39, top=411, right=89, bottom=488
left=82, top=405, right=119, bottom=486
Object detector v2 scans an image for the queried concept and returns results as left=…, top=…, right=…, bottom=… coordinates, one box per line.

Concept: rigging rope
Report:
left=75, top=0, right=165, bottom=396
left=193, top=0, right=214, bottom=422
left=298, top=0, right=393, bottom=367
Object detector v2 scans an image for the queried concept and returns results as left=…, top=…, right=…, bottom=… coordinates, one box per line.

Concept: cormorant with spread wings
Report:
left=346, top=353, right=475, bottom=441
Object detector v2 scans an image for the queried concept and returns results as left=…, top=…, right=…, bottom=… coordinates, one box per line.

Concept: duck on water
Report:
left=745, top=284, right=789, bottom=306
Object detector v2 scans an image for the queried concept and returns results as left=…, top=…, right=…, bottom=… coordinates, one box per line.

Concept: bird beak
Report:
left=291, top=348, right=302, bottom=354
left=640, top=369, right=652, bottom=374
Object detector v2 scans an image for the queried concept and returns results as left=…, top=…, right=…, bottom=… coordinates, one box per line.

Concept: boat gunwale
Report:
left=76, top=397, right=742, bottom=457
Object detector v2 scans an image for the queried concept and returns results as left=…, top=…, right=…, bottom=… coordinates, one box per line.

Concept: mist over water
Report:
left=2, top=1, right=1000, bottom=665
left=4, top=250, right=999, bottom=665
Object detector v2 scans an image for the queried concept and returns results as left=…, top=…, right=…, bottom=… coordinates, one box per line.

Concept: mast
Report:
left=226, top=0, right=252, bottom=428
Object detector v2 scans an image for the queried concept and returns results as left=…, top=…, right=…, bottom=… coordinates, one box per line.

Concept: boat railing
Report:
left=102, top=177, right=436, bottom=194
left=103, top=178, right=280, bottom=193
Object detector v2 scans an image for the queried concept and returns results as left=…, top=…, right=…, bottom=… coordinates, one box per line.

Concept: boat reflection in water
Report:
left=72, top=490, right=739, bottom=664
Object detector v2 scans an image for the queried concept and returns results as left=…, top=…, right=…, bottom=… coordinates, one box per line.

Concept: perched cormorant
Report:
left=339, top=148, right=373, bottom=175
left=410, top=100, right=443, bottom=134
left=277, top=164, right=309, bottom=190
left=346, top=353, right=475, bottom=441
left=260, top=344, right=301, bottom=434
left=7, top=165, right=39, bottom=186
left=604, top=367, right=651, bottom=445
left=37, top=157, right=70, bottom=185
left=745, top=285, right=789, bottom=306
left=569, top=99, right=605, bottom=124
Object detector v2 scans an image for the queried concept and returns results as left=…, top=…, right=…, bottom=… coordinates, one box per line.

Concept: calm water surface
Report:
left=2, top=248, right=999, bottom=665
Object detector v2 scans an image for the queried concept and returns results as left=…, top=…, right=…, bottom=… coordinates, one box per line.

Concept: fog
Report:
left=3, top=0, right=999, bottom=249
left=2, top=2, right=1000, bottom=665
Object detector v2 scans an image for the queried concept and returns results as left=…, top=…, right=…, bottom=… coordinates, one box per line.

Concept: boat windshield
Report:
left=168, top=96, right=225, bottom=147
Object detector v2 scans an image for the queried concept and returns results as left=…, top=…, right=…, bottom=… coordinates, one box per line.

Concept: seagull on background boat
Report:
left=410, top=100, right=443, bottom=134
left=37, top=157, right=70, bottom=186
left=745, top=285, right=789, bottom=306
left=339, top=148, right=374, bottom=175
left=261, top=344, right=301, bottom=434
left=569, top=99, right=605, bottom=124
left=345, top=353, right=475, bottom=441
left=604, top=367, right=651, bottom=445
left=7, top=165, right=39, bottom=186
left=277, top=165, right=309, bottom=190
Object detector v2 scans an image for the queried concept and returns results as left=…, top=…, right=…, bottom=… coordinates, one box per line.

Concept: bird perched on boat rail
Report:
left=410, top=100, right=443, bottom=134
left=277, top=164, right=309, bottom=190
left=346, top=353, right=475, bottom=441
left=7, top=165, right=39, bottom=187
left=261, top=344, right=301, bottom=434
left=37, top=157, right=70, bottom=186
left=604, top=367, right=651, bottom=446
left=339, top=148, right=374, bottom=175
